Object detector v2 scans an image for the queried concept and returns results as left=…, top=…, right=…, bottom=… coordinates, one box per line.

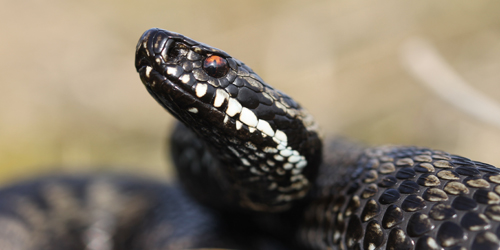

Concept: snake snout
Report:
left=135, top=28, right=176, bottom=71
left=135, top=28, right=186, bottom=91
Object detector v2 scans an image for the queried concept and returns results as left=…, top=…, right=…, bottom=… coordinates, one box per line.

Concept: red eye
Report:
left=203, top=55, right=229, bottom=78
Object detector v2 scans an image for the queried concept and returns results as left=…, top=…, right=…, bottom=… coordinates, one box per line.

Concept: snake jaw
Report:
left=136, top=28, right=323, bottom=211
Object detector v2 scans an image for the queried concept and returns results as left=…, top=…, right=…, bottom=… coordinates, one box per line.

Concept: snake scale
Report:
left=0, top=28, right=499, bottom=250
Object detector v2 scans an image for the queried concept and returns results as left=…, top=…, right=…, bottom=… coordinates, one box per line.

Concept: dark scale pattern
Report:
left=485, top=205, right=500, bottom=221
left=361, top=184, right=378, bottom=199
left=461, top=212, right=491, bottom=231
left=399, top=180, right=421, bottom=194
left=415, top=236, right=441, bottom=250
left=401, top=195, right=426, bottom=212
left=437, top=221, right=465, bottom=247
left=379, top=176, right=398, bottom=188
left=382, top=205, right=404, bottom=229
left=429, top=204, right=456, bottom=221
left=361, top=199, right=381, bottom=222
left=397, top=168, right=417, bottom=179
left=136, top=28, right=500, bottom=250
left=363, top=221, right=385, bottom=250
left=379, top=189, right=401, bottom=204
left=452, top=196, right=477, bottom=211
left=414, top=163, right=436, bottom=173
left=417, top=174, right=441, bottom=187
left=472, top=231, right=500, bottom=250
left=474, top=189, right=500, bottom=204
left=387, top=228, right=414, bottom=250
left=407, top=213, right=435, bottom=237
left=301, top=145, right=500, bottom=250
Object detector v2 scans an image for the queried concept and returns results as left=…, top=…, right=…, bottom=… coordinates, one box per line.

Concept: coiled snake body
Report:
left=0, top=28, right=499, bottom=250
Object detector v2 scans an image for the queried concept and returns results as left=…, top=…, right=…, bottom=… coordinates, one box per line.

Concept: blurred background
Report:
left=1, top=0, right=500, bottom=185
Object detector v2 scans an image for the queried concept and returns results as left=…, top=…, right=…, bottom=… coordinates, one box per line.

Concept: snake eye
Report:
left=203, top=55, right=229, bottom=78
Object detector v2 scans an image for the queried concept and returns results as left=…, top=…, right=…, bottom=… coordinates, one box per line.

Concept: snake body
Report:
left=0, top=28, right=499, bottom=250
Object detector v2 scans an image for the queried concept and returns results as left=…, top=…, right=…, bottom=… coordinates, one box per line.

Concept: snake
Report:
left=0, top=28, right=499, bottom=250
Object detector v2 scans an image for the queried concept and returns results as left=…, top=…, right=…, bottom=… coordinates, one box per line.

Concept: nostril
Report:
left=161, top=39, right=174, bottom=62
left=136, top=58, right=150, bottom=71
left=166, top=45, right=179, bottom=60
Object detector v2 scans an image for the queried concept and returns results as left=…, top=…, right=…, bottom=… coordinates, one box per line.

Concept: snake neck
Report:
left=135, top=28, right=322, bottom=212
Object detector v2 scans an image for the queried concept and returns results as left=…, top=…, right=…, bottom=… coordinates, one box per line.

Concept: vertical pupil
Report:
left=203, top=55, right=229, bottom=78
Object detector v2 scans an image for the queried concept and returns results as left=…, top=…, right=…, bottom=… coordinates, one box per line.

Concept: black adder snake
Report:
left=0, top=28, right=499, bottom=250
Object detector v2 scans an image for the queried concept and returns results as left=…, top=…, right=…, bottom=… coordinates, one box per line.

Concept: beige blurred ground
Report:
left=1, top=0, right=500, bottom=184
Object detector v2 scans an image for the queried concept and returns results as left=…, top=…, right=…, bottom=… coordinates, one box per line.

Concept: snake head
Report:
left=135, top=28, right=322, bottom=211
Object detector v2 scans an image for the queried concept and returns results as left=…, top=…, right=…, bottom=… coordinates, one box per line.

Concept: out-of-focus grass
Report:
left=1, top=0, right=500, bottom=184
